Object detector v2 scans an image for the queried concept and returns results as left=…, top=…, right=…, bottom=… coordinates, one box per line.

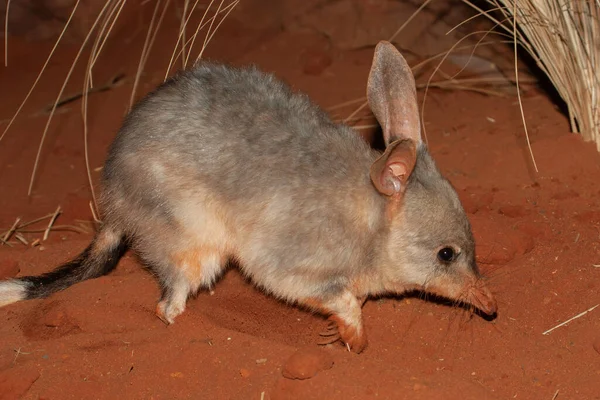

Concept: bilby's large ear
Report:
left=370, top=139, right=416, bottom=196
left=367, top=41, right=421, bottom=146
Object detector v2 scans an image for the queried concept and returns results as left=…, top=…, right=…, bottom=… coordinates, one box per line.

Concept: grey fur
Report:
left=0, top=41, right=496, bottom=352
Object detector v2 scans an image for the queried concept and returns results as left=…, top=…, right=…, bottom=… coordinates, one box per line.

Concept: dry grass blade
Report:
left=12, top=213, right=55, bottom=229
left=343, top=1, right=434, bottom=124
left=84, top=0, right=127, bottom=218
left=463, top=0, right=600, bottom=151
left=2, top=217, right=20, bottom=242
left=129, top=0, right=171, bottom=109
left=196, top=0, right=225, bottom=64
left=542, top=304, right=599, bottom=335
left=184, top=0, right=217, bottom=67
left=388, top=0, right=435, bottom=43
left=194, top=0, right=239, bottom=64
left=419, top=28, right=518, bottom=144
left=341, top=4, right=523, bottom=134
left=166, top=0, right=238, bottom=78
left=4, top=0, right=9, bottom=66
left=19, top=225, right=88, bottom=235
left=0, top=0, right=81, bottom=145
left=28, top=0, right=114, bottom=196
left=184, top=0, right=239, bottom=67
left=352, top=124, right=379, bottom=131
left=178, top=0, right=191, bottom=69
left=165, top=0, right=201, bottom=78
left=43, top=205, right=62, bottom=241
left=327, top=39, right=520, bottom=115
left=511, top=0, right=538, bottom=172
left=0, top=207, right=88, bottom=246
left=327, top=98, right=367, bottom=111
left=14, top=233, right=28, bottom=245
left=89, top=201, right=101, bottom=224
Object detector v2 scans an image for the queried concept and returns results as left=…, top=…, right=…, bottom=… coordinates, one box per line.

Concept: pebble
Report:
left=239, top=368, right=251, bottom=378
left=282, top=347, right=334, bottom=380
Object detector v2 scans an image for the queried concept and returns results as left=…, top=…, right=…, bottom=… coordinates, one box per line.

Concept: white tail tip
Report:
left=0, top=280, right=28, bottom=307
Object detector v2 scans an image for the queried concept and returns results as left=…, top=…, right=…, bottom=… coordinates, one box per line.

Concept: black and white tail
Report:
left=0, top=227, right=127, bottom=307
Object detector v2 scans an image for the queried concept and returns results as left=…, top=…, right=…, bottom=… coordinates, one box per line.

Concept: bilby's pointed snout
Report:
left=467, top=282, right=497, bottom=316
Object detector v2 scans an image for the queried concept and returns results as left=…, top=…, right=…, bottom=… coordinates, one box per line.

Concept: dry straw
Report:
left=463, top=0, right=600, bottom=151
left=2, top=0, right=239, bottom=217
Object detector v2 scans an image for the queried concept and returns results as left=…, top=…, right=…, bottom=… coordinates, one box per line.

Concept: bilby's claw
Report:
left=319, top=329, right=339, bottom=337
left=317, top=333, right=341, bottom=346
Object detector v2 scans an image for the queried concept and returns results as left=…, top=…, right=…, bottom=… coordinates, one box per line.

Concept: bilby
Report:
left=0, top=41, right=497, bottom=352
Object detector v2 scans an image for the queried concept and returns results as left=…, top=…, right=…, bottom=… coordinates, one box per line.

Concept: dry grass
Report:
left=0, top=209, right=92, bottom=247
left=336, top=38, right=529, bottom=140
left=462, top=0, right=600, bottom=151
left=1, top=0, right=239, bottom=218
left=337, top=3, right=536, bottom=147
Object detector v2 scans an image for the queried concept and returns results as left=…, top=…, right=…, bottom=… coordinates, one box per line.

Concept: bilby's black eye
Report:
left=437, top=247, right=456, bottom=263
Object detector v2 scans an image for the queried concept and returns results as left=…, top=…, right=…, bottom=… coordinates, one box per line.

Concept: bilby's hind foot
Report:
left=155, top=298, right=186, bottom=325
left=155, top=275, right=190, bottom=325
left=150, top=245, right=227, bottom=325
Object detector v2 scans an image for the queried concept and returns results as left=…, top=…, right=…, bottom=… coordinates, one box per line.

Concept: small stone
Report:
left=282, top=347, right=334, bottom=380
left=255, top=358, right=267, bottom=365
left=240, top=368, right=251, bottom=378
left=593, top=338, right=600, bottom=355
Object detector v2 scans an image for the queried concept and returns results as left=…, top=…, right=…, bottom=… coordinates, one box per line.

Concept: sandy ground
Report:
left=1, top=1, right=599, bottom=399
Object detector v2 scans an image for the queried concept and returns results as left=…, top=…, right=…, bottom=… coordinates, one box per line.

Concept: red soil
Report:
left=1, top=1, right=599, bottom=399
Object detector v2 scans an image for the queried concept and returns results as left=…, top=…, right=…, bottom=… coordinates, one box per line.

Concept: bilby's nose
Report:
left=468, top=283, right=497, bottom=316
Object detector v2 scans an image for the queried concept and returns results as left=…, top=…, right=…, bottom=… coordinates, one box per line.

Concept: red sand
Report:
left=1, top=2, right=599, bottom=399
